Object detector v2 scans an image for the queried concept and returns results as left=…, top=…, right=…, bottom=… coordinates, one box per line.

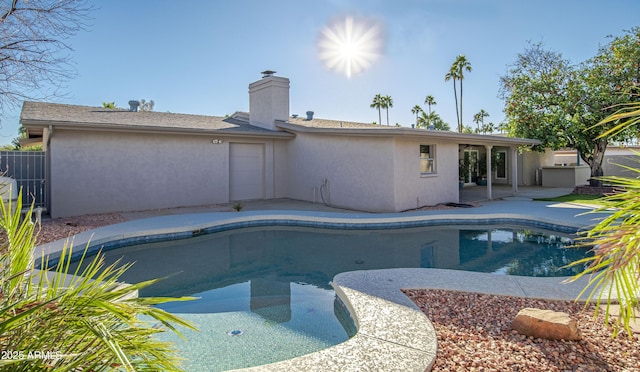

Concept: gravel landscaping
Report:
left=404, top=289, right=639, bottom=372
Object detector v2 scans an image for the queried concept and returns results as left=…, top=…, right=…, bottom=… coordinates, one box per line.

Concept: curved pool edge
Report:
left=35, top=210, right=587, bottom=265
left=234, top=276, right=438, bottom=372
left=34, top=210, right=596, bottom=372
left=233, top=268, right=597, bottom=372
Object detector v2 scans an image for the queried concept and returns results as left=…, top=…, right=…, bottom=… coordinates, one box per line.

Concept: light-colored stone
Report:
left=511, top=307, right=582, bottom=341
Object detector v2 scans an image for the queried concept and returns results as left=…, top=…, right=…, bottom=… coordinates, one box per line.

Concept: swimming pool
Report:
left=75, top=224, right=590, bottom=371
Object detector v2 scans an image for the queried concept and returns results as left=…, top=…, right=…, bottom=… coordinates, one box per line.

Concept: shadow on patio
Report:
left=459, top=185, right=574, bottom=204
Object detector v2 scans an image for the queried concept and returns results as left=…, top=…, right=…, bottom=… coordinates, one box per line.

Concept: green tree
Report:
left=500, top=42, right=574, bottom=148
left=0, top=193, right=197, bottom=370
left=0, top=1, right=93, bottom=114
left=102, top=101, right=117, bottom=109
left=382, top=95, right=393, bottom=126
left=370, top=93, right=383, bottom=125
left=411, top=105, right=422, bottom=126
left=500, top=33, right=640, bottom=183
left=565, top=29, right=640, bottom=183
left=569, top=101, right=640, bottom=338
left=444, top=67, right=460, bottom=132
left=473, top=109, right=489, bottom=133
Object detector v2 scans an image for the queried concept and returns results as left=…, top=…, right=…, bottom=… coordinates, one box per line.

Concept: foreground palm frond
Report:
left=593, top=100, right=640, bottom=138
left=0, top=192, right=197, bottom=371
left=567, top=154, right=640, bottom=338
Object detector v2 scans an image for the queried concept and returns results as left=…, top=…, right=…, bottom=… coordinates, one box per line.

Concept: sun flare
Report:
left=317, top=16, right=384, bottom=78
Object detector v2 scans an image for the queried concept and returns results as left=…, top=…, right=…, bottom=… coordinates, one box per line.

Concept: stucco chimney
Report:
left=249, top=74, right=290, bottom=131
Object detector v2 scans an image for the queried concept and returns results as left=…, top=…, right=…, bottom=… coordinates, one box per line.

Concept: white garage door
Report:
left=229, top=143, right=264, bottom=201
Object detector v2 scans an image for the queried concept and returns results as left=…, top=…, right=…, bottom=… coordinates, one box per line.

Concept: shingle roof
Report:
left=286, top=116, right=378, bottom=129
left=20, top=102, right=289, bottom=136
left=20, top=101, right=540, bottom=147
left=279, top=117, right=540, bottom=147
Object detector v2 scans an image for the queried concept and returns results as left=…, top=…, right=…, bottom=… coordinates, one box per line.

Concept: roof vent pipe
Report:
left=306, top=111, right=314, bottom=120
left=128, top=100, right=140, bottom=112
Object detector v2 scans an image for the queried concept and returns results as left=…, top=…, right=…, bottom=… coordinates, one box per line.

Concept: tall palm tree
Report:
left=411, top=105, right=422, bottom=126
left=424, top=95, right=436, bottom=116
left=424, top=95, right=437, bottom=128
left=444, top=67, right=460, bottom=132
left=383, top=95, right=393, bottom=126
left=452, top=55, right=472, bottom=132
left=370, top=94, right=383, bottom=125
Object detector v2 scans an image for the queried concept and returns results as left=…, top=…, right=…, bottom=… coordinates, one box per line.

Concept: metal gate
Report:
left=0, top=151, right=47, bottom=210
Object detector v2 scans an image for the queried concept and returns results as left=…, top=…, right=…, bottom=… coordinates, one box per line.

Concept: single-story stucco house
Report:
left=20, top=73, right=541, bottom=218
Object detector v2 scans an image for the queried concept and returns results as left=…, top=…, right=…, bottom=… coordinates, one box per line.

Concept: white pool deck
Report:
left=35, top=187, right=617, bottom=372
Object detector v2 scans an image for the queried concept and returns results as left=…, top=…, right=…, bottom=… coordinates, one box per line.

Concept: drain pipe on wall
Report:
left=319, top=178, right=331, bottom=206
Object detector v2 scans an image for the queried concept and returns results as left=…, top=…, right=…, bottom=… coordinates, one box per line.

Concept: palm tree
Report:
left=418, top=111, right=450, bottom=130
left=0, top=194, right=197, bottom=370
left=497, top=121, right=509, bottom=134
left=482, top=121, right=495, bottom=134
left=370, top=94, right=383, bottom=125
left=424, top=95, right=436, bottom=116
left=473, top=109, right=489, bottom=133
left=411, top=105, right=422, bottom=126
left=444, top=67, right=460, bottom=132
left=568, top=101, right=640, bottom=337
left=383, top=95, right=393, bottom=126
left=451, top=55, right=472, bottom=132
left=424, top=95, right=437, bottom=128
left=430, top=112, right=451, bottom=131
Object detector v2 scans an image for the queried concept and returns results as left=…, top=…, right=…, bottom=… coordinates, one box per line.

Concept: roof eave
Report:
left=276, top=122, right=540, bottom=146
left=21, top=119, right=295, bottom=139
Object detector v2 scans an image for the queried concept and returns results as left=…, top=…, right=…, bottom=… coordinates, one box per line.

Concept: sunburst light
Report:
left=317, top=16, right=384, bottom=78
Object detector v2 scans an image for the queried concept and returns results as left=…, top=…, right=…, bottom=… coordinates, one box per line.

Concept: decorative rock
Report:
left=511, top=308, right=582, bottom=341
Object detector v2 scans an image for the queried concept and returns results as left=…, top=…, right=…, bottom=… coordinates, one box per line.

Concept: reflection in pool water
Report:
left=73, top=225, right=590, bottom=371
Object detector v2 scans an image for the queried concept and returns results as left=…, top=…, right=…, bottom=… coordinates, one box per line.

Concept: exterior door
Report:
left=229, top=143, right=264, bottom=201
left=463, top=149, right=478, bottom=184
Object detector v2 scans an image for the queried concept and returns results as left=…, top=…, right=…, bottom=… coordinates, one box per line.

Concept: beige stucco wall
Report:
left=49, top=130, right=286, bottom=217
left=393, top=138, right=459, bottom=210
left=284, top=133, right=397, bottom=211
left=541, top=165, right=590, bottom=187
left=519, top=149, right=544, bottom=186
left=284, top=133, right=459, bottom=212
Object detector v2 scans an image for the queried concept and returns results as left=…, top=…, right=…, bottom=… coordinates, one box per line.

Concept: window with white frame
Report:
left=420, top=144, right=436, bottom=174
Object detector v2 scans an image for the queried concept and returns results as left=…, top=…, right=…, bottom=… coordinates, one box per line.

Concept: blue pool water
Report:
left=78, top=225, right=590, bottom=371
